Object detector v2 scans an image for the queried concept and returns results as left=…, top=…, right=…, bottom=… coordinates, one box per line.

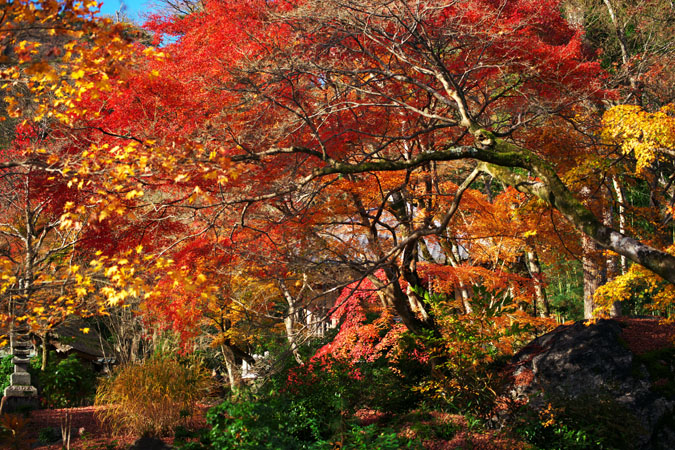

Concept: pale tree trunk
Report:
left=602, top=0, right=631, bottom=66
left=221, top=345, right=243, bottom=390
left=279, top=281, right=304, bottom=365
left=283, top=315, right=303, bottom=364
left=130, top=334, right=140, bottom=364
left=41, top=333, right=49, bottom=371
left=612, top=176, right=628, bottom=275
left=601, top=0, right=638, bottom=94
left=442, top=237, right=473, bottom=314
left=525, top=247, right=550, bottom=317
left=605, top=181, right=622, bottom=317
left=454, top=287, right=473, bottom=315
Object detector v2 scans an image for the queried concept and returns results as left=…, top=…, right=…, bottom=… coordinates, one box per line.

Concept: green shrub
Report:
left=40, top=353, right=97, bottom=408
left=37, top=426, right=61, bottom=444
left=95, top=356, right=210, bottom=437
left=205, top=397, right=315, bottom=450
left=279, top=355, right=423, bottom=421
left=2, top=351, right=97, bottom=408
left=199, top=358, right=423, bottom=450
left=0, top=353, right=12, bottom=393
left=202, top=398, right=421, bottom=450
left=341, top=424, right=421, bottom=450
left=516, top=419, right=600, bottom=450
left=350, top=357, right=426, bottom=414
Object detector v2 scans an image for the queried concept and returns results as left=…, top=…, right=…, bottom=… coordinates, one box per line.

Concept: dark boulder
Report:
left=504, top=319, right=675, bottom=450
left=128, top=436, right=172, bottom=450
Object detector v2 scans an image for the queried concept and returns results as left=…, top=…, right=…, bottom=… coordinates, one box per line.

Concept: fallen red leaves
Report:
left=617, top=317, right=675, bottom=355
left=27, top=404, right=209, bottom=450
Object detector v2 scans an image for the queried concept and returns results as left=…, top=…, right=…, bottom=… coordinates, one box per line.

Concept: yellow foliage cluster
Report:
left=2, top=246, right=168, bottom=346
left=1, top=0, right=133, bottom=121
left=594, top=245, right=675, bottom=316
left=602, top=104, right=675, bottom=175
left=0, top=0, right=167, bottom=204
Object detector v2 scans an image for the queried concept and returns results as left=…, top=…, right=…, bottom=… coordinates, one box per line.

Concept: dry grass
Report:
left=94, top=358, right=210, bottom=437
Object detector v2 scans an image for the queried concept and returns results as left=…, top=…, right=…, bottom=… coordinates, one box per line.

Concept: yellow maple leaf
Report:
left=71, top=69, right=86, bottom=79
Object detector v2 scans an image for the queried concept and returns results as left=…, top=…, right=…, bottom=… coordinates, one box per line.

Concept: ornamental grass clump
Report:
left=95, top=357, right=210, bottom=437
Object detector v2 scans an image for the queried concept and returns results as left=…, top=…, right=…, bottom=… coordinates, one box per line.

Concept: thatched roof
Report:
left=49, top=319, right=114, bottom=360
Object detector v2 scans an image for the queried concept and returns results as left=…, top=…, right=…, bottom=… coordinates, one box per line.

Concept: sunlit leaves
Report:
left=603, top=104, right=675, bottom=174
left=0, top=0, right=165, bottom=345
left=594, top=245, right=675, bottom=316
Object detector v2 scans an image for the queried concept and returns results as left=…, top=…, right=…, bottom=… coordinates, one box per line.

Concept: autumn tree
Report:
left=556, top=0, right=675, bottom=316
left=564, top=0, right=675, bottom=105
left=6, top=0, right=670, bottom=381
left=0, top=1, right=172, bottom=409
left=117, top=0, right=675, bottom=350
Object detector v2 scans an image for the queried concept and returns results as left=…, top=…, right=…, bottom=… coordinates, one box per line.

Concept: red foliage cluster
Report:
left=313, top=273, right=407, bottom=364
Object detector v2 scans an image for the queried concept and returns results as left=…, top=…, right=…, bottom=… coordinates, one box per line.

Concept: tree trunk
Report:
left=221, top=345, right=242, bottom=390
left=130, top=333, right=140, bottom=364
left=370, top=266, right=439, bottom=337
left=582, top=233, right=605, bottom=319
left=577, top=184, right=608, bottom=320
left=41, top=333, right=48, bottom=371
left=441, top=237, right=473, bottom=314
left=606, top=180, right=622, bottom=317
left=279, top=281, right=304, bottom=365
left=612, top=176, right=628, bottom=275
left=525, top=247, right=550, bottom=317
